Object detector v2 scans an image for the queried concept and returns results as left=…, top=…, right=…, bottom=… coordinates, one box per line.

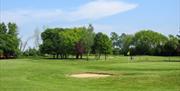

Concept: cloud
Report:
left=1, top=0, right=138, bottom=24
left=1, top=9, right=65, bottom=25
left=68, top=0, right=138, bottom=21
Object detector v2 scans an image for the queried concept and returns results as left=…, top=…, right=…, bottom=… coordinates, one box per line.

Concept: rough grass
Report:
left=0, top=56, right=180, bottom=91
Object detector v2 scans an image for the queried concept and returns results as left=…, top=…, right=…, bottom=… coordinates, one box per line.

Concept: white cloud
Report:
left=1, top=9, right=65, bottom=25
left=1, top=0, right=138, bottom=24
left=69, top=0, right=138, bottom=21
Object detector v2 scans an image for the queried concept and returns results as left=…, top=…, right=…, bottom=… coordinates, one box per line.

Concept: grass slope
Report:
left=0, top=56, right=180, bottom=91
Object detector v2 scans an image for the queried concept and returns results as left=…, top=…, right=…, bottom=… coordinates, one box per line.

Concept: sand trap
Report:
left=69, top=72, right=112, bottom=78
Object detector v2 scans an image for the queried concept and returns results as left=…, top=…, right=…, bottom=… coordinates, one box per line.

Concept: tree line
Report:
left=110, top=30, right=180, bottom=56
left=0, top=22, right=180, bottom=59
left=40, top=24, right=112, bottom=60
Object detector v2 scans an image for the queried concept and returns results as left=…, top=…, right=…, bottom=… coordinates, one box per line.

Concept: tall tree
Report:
left=40, top=27, right=86, bottom=59
left=134, top=30, right=167, bottom=55
left=81, top=24, right=95, bottom=60
left=121, top=34, right=134, bottom=55
left=110, top=32, right=119, bottom=48
left=7, top=23, right=20, bottom=58
left=0, top=23, right=7, bottom=58
left=93, top=32, right=112, bottom=60
left=164, top=35, right=179, bottom=57
left=0, top=22, right=19, bottom=58
left=110, top=32, right=121, bottom=55
left=40, top=28, right=61, bottom=58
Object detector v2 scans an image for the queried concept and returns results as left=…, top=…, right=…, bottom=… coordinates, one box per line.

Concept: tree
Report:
left=61, top=28, right=82, bottom=59
left=110, top=32, right=121, bottom=55
left=40, top=25, right=96, bottom=59
left=110, top=32, right=119, bottom=48
left=121, top=34, right=134, bottom=55
left=7, top=23, right=20, bottom=57
left=81, top=24, right=95, bottom=60
left=128, top=45, right=136, bottom=60
left=0, top=22, right=19, bottom=59
left=0, top=22, right=7, bottom=34
left=164, top=35, right=179, bottom=57
left=40, top=28, right=61, bottom=58
left=176, top=31, right=180, bottom=55
left=75, top=41, right=84, bottom=59
left=23, top=47, right=40, bottom=56
left=40, top=27, right=87, bottom=59
left=133, top=30, right=167, bottom=55
left=0, top=23, right=7, bottom=58
left=93, top=32, right=112, bottom=60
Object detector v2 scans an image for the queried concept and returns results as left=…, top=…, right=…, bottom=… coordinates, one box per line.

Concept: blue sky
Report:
left=0, top=0, right=180, bottom=47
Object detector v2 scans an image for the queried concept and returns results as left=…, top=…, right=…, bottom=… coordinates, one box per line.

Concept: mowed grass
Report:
left=0, top=56, right=180, bottom=91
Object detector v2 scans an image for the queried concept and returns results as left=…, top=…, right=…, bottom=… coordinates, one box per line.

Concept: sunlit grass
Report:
left=0, top=56, right=180, bottom=91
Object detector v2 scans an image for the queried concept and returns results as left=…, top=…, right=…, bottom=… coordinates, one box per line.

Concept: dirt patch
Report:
left=69, top=72, right=112, bottom=78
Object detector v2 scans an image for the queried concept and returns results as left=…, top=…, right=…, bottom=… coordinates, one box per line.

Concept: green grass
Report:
left=0, top=56, right=180, bottom=91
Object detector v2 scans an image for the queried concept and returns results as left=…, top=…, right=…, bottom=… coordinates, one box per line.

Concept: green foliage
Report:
left=110, top=32, right=119, bottom=48
left=40, top=25, right=95, bottom=59
left=23, top=47, right=40, bottom=56
left=93, top=32, right=112, bottom=60
left=40, top=28, right=61, bottom=57
left=0, top=22, right=7, bottom=34
left=0, top=22, right=19, bottom=59
left=134, top=30, right=168, bottom=55
left=110, top=33, right=135, bottom=55
left=110, top=30, right=179, bottom=56
left=80, top=24, right=95, bottom=60
left=121, top=34, right=134, bottom=55
left=110, top=32, right=121, bottom=55
left=164, top=35, right=179, bottom=56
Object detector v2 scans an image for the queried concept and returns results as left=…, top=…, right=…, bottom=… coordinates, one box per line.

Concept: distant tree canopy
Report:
left=40, top=24, right=109, bottom=59
left=1, top=22, right=179, bottom=59
left=133, top=30, right=168, bottom=55
left=110, top=30, right=180, bottom=56
left=0, top=22, right=19, bottom=59
left=40, top=27, right=180, bottom=59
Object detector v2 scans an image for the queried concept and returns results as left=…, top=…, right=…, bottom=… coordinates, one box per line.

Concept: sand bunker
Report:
left=69, top=72, right=112, bottom=78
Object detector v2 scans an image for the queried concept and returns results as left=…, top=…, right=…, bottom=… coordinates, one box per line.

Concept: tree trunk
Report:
left=56, top=54, right=59, bottom=59
left=87, top=52, right=89, bottom=61
left=98, top=53, right=101, bottom=60
left=130, top=56, right=133, bottom=60
left=53, top=54, right=55, bottom=59
left=65, top=54, right=67, bottom=59
left=60, top=54, right=63, bottom=59
left=80, top=54, right=82, bottom=59
left=76, top=54, right=79, bottom=59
